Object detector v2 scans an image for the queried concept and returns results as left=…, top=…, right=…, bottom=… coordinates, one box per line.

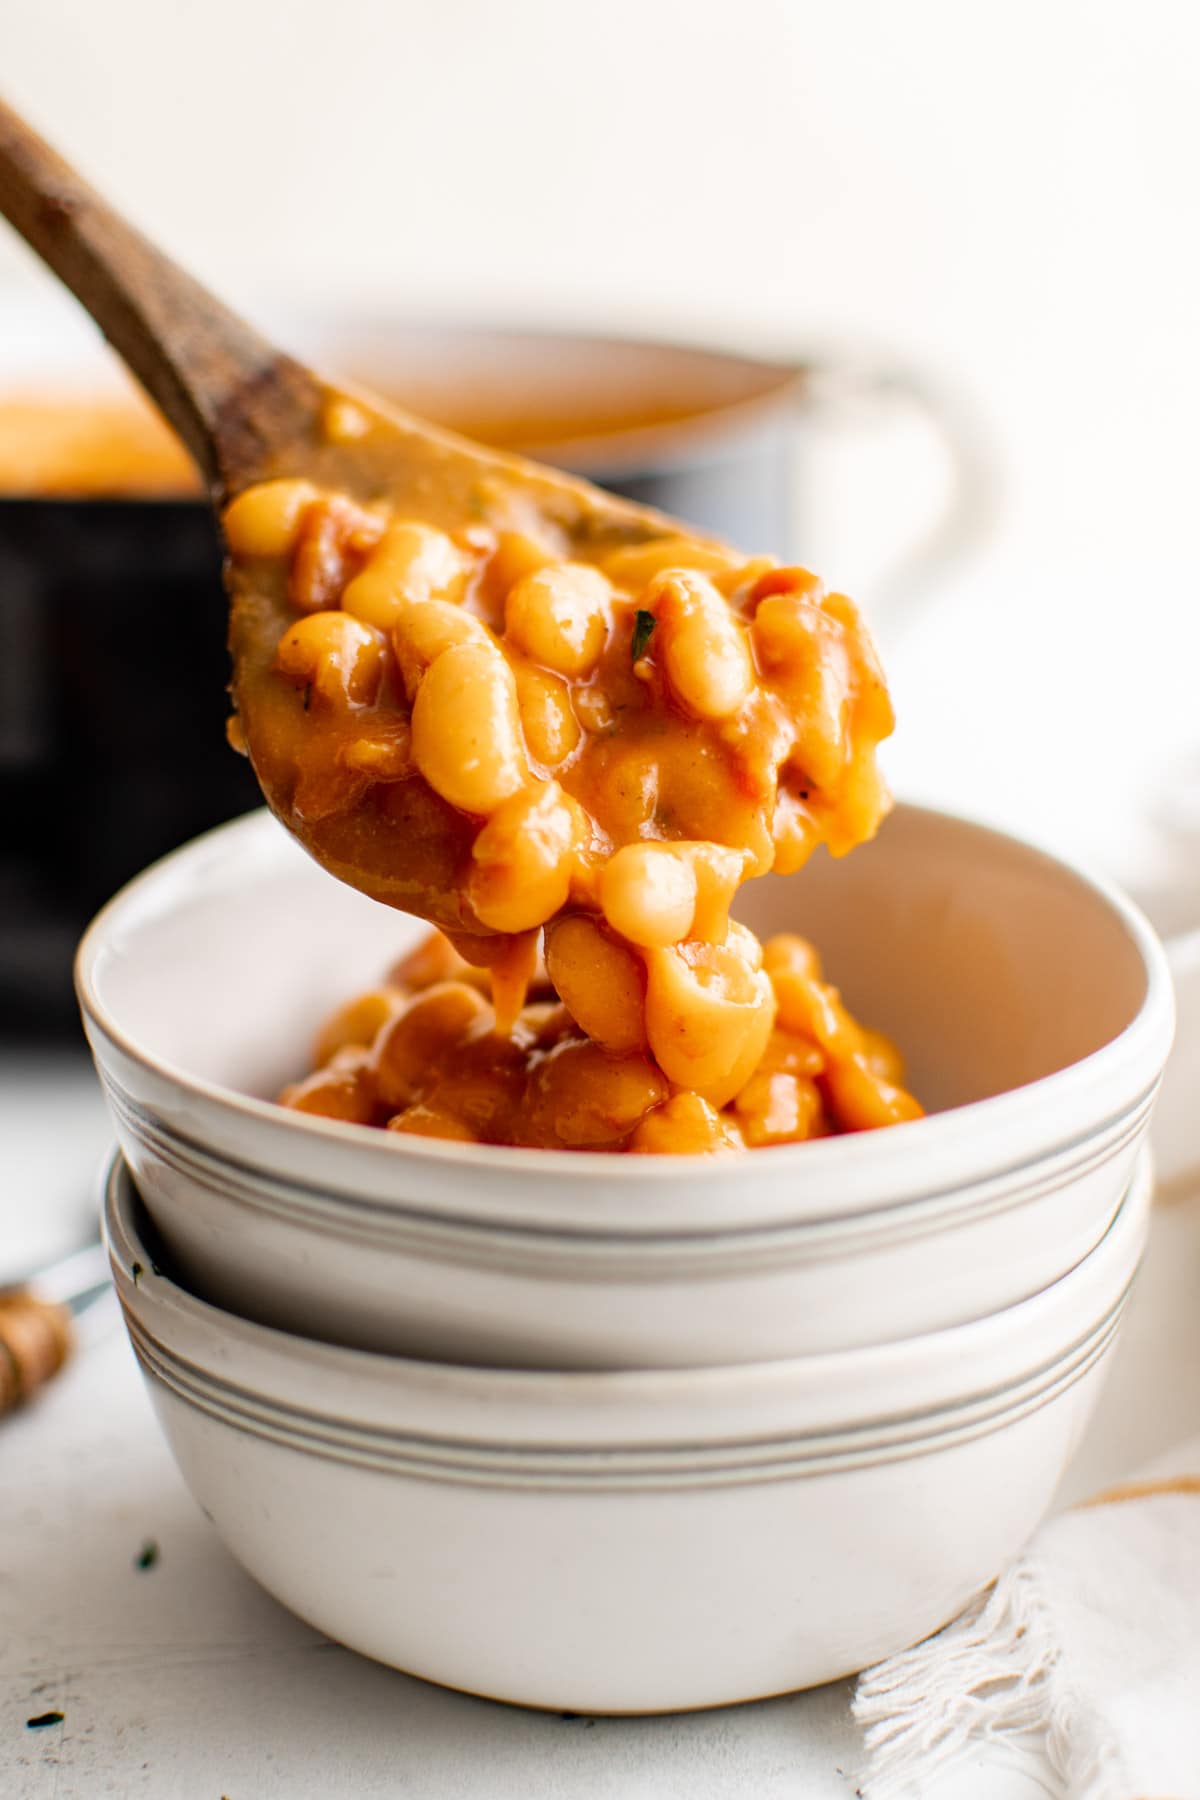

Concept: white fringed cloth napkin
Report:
left=853, top=1440, right=1200, bottom=1798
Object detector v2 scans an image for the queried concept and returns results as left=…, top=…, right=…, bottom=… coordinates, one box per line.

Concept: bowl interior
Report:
left=735, top=807, right=1151, bottom=1111
left=81, top=804, right=1151, bottom=1119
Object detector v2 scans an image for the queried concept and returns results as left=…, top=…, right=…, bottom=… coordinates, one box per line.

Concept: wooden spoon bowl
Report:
left=0, top=97, right=721, bottom=943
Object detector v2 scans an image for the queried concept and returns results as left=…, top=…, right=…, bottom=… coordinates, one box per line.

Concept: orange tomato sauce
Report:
left=222, top=393, right=920, bottom=1153
left=281, top=927, right=921, bottom=1153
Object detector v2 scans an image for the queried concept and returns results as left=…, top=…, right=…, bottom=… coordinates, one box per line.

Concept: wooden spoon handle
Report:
left=0, top=95, right=320, bottom=496
left=0, top=1293, right=73, bottom=1415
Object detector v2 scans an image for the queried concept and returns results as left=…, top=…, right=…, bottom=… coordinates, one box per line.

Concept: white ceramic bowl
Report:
left=77, top=805, right=1172, bottom=1368
left=106, top=1147, right=1150, bottom=1711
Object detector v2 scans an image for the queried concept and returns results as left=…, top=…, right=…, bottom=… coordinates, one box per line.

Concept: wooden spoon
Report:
left=0, top=97, right=718, bottom=940
left=0, top=1289, right=73, bottom=1416
left=0, top=97, right=684, bottom=534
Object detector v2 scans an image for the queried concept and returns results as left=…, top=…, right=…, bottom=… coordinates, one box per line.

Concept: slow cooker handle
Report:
left=794, top=353, right=1001, bottom=635
left=1156, top=929, right=1200, bottom=1188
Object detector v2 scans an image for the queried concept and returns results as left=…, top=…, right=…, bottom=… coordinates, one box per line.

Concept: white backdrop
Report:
left=3, top=0, right=1199, bottom=909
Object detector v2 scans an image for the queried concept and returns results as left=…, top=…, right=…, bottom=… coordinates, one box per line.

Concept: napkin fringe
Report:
left=853, top=1558, right=1123, bottom=1799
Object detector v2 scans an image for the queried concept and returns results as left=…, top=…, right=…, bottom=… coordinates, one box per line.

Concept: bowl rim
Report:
left=76, top=801, right=1174, bottom=1219
left=105, top=1146, right=1150, bottom=1456
left=103, top=1060, right=1149, bottom=1252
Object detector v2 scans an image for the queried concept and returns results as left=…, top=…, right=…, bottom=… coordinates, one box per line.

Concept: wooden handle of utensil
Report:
left=0, top=1294, right=74, bottom=1415
left=0, top=94, right=321, bottom=496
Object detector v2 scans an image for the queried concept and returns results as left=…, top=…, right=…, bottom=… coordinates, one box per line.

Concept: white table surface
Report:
left=4, top=1064, right=1200, bottom=1799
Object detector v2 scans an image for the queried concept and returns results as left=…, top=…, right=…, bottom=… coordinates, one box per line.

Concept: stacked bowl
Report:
left=80, top=802, right=1173, bottom=1711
